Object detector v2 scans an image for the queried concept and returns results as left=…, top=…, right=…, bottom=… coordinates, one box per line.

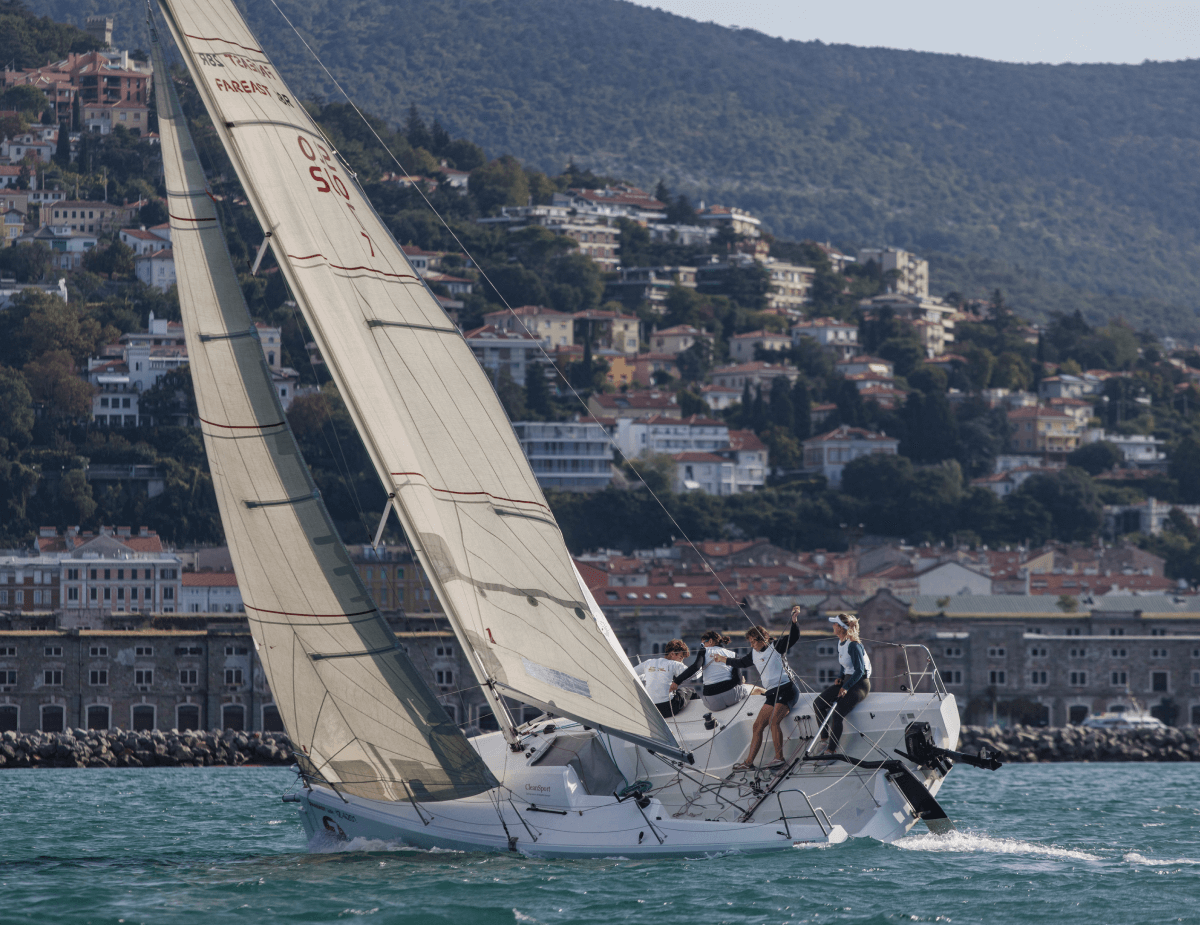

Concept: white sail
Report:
left=155, top=0, right=683, bottom=760
left=152, top=35, right=498, bottom=802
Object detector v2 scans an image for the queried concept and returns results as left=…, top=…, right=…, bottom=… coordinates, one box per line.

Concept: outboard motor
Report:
left=900, top=721, right=1003, bottom=772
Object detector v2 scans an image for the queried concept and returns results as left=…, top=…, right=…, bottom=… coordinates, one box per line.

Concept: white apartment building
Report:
left=763, top=261, right=814, bottom=315
left=55, top=531, right=183, bottom=616
left=729, top=330, right=792, bottom=361
left=858, top=246, right=929, bottom=298
left=710, top=362, right=800, bottom=391
left=483, top=306, right=574, bottom=350
left=860, top=293, right=956, bottom=357
left=791, top=317, right=859, bottom=360
left=512, top=421, right=613, bottom=491
left=616, top=415, right=729, bottom=460
left=181, top=572, right=244, bottom=613
left=464, top=324, right=546, bottom=384
left=135, top=248, right=175, bottom=292
left=801, top=425, right=900, bottom=488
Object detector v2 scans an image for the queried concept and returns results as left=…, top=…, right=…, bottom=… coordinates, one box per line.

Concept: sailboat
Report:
left=151, top=0, right=996, bottom=857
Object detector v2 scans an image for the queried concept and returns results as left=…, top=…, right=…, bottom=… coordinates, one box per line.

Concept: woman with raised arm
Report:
left=672, top=630, right=750, bottom=712
left=712, top=607, right=801, bottom=771
left=813, top=613, right=873, bottom=760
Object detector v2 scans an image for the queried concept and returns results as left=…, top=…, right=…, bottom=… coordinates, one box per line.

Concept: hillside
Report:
left=27, top=0, right=1200, bottom=334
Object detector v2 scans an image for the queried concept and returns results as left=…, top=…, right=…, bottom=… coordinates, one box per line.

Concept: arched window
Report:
left=86, top=704, right=110, bottom=730
left=41, top=704, right=64, bottom=732
left=222, top=704, right=245, bottom=731
left=132, top=704, right=155, bottom=731
left=262, top=704, right=284, bottom=733
left=177, top=704, right=201, bottom=731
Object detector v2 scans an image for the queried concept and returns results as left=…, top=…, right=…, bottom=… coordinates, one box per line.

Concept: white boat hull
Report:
left=289, top=690, right=960, bottom=858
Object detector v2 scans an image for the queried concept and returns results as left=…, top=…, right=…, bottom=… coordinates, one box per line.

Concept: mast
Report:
left=155, top=0, right=689, bottom=762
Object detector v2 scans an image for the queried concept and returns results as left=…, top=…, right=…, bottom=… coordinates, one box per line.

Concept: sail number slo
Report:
left=298, top=137, right=350, bottom=199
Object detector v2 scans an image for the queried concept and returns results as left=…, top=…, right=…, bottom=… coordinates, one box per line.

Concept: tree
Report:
left=0, top=85, right=49, bottom=119
left=404, top=103, right=432, bottom=151
left=1169, top=435, right=1200, bottom=504
left=83, top=239, right=135, bottom=279
left=791, top=378, right=812, bottom=440
left=677, top=388, right=707, bottom=417
left=1067, top=440, right=1123, bottom=476
left=470, top=155, right=529, bottom=214
left=57, top=468, right=97, bottom=523
left=901, top=391, right=957, bottom=463
left=139, top=366, right=196, bottom=425
left=623, top=453, right=677, bottom=494
left=768, top=375, right=793, bottom=429
left=675, top=338, right=712, bottom=383
left=54, top=122, right=70, bottom=167
left=1013, top=468, right=1103, bottom=543
left=495, top=368, right=527, bottom=421
left=22, top=350, right=94, bottom=420
left=524, top=361, right=553, bottom=420
left=0, top=364, right=35, bottom=446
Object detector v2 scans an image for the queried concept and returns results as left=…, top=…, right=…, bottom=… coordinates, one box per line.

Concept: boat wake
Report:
left=307, top=833, right=463, bottom=855
left=1123, top=852, right=1200, bottom=867
left=897, top=830, right=1102, bottom=861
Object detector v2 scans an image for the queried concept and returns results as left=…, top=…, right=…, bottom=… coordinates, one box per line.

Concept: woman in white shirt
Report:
left=672, top=630, right=752, bottom=712
left=634, top=639, right=691, bottom=717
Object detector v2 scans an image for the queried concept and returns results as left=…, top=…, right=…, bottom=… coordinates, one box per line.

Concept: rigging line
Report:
left=263, top=0, right=763, bottom=633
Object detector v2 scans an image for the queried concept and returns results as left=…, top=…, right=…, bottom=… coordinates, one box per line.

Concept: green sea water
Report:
left=0, top=763, right=1196, bottom=924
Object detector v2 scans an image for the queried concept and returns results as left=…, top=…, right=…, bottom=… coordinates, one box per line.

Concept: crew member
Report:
left=813, top=613, right=873, bottom=758
left=634, top=639, right=692, bottom=717
left=713, top=607, right=801, bottom=770
left=672, top=630, right=751, bottom=712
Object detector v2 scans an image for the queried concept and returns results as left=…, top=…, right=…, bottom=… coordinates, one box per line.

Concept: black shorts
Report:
left=763, top=681, right=797, bottom=709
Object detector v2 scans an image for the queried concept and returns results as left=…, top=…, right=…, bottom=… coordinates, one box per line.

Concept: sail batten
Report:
left=157, top=0, right=685, bottom=761
left=151, top=24, right=498, bottom=802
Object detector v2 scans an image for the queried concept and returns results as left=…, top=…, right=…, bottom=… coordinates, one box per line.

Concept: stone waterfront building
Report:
left=855, top=591, right=1200, bottom=727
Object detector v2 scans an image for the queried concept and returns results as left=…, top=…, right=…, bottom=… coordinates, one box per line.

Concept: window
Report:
left=41, top=705, right=64, bottom=733
left=1070, top=648, right=1088, bottom=658
left=817, top=668, right=837, bottom=684
left=135, top=669, right=153, bottom=687
left=262, top=704, right=285, bottom=733
left=0, top=646, right=15, bottom=657
left=1192, top=670, right=1200, bottom=687
left=132, top=705, right=155, bottom=731
left=1111, top=648, right=1127, bottom=658
left=1029, top=647, right=1048, bottom=658
left=1030, top=670, right=1048, bottom=685
left=0, top=670, right=16, bottom=685
left=943, top=669, right=963, bottom=685
left=1152, top=671, right=1169, bottom=693
left=435, top=669, right=453, bottom=686
left=86, top=705, right=110, bottom=730
left=89, top=569, right=97, bottom=580
left=221, top=704, right=244, bottom=731
left=1150, top=628, right=1167, bottom=637
left=224, top=646, right=249, bottom=656
left=135, top=646, right=153, bottom=657
left=1069, top=671, right=1087, bottom=687
left=987, top=647, right=1006, bottom=658
left=177, top=704, right=201, bottom=731
left=43, top=646, right=61, bottom=658
left=67, top=569, right=79, bottom=581
left=1151, top=648, right=1169, bottom=659
left=89, top=646, right=108, bottom=657
left=89, top=669, right=108, bottom=686
left=67, top=587, right=79, bottom=601
left=817, top=644, right=837, bottom=657
left=0, top=705, right=17, bottom=731
left=224, top=668, right=243, bottom=685
left=180, top=669, right=198, bottom=685
left=989, top=670, right=1006, bottom=685
left=160, top=569, right=178, bottom=580
left=163, top=587, right=174, bottom=601
left=1069, top=705, right=1088, bottom=724
left=43, top=670, right=62, bottom=686
left=1065, top=627, right=1082, bottom=636
left=175, top=646, right=202, bottom=656
left=90, top=588, right=97, bottom=601
left=435, top=645, right=455, bottom=658
left=1109, top=627, right=1124, bottom=636
left=1111, top=671, right=1128, bottom=686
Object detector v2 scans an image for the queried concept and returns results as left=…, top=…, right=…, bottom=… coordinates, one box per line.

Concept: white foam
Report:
left=1124, top=852, right=1200, bottom=867
left=512, top=911, right=544, bottom=924
left=898, top=831, right=1101, bottom=862
left=307, top=833, right=462, bottom=855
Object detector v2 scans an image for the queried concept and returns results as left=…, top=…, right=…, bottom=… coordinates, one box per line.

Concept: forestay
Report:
left=156, top=0, right=683, bottom=759
left=152, top=34, right=497, bottom=803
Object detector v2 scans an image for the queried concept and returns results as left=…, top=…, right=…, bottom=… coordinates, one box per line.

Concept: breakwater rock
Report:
left=0, top=728, right=295, bottom=768
left=960, top=724, right=1200, bottom=763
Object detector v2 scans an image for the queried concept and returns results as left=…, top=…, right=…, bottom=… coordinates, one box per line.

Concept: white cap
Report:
left=828, top=615, right=849, bottom=629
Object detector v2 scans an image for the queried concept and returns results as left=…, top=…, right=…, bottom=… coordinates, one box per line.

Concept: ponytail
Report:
left=702, top=630, right=731, bottom=647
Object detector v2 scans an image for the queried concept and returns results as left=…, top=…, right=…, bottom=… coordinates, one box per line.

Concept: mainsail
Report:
left=155, top=0, right=684, bottom=760
left=152, top=35, right=497, bottom=802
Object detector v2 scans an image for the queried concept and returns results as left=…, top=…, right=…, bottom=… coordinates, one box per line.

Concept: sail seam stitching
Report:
left=389, top=472, right=549, bottom=511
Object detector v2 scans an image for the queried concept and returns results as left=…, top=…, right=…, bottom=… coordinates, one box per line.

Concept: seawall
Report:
left=960, top=724, right=1200, bottom=762
left=0, top=728, right=294, bottom=768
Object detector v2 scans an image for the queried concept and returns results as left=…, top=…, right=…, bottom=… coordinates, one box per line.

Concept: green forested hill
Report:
left=26, top=0, right=1200, bottom=333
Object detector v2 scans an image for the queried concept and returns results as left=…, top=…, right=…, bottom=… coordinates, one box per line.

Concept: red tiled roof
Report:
left=673, top=451, right=728, bottom=463
left=728, top=429, right=766, bottom=452
left=182, top=572, right=239, bottom=587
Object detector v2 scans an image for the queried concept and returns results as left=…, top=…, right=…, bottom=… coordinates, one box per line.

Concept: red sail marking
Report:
left=184, top=33, right=263, bottom=54
left=244, top=604, right=379, bottom=620
left=286, top=253, right=419, bottom=281
left=199, top=417, right=285, bottom=430
left=390, top=471, right=551, bottom=512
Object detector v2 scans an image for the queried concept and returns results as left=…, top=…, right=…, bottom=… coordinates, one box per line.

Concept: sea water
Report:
left=0, top=763, right=1196, bottom=924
